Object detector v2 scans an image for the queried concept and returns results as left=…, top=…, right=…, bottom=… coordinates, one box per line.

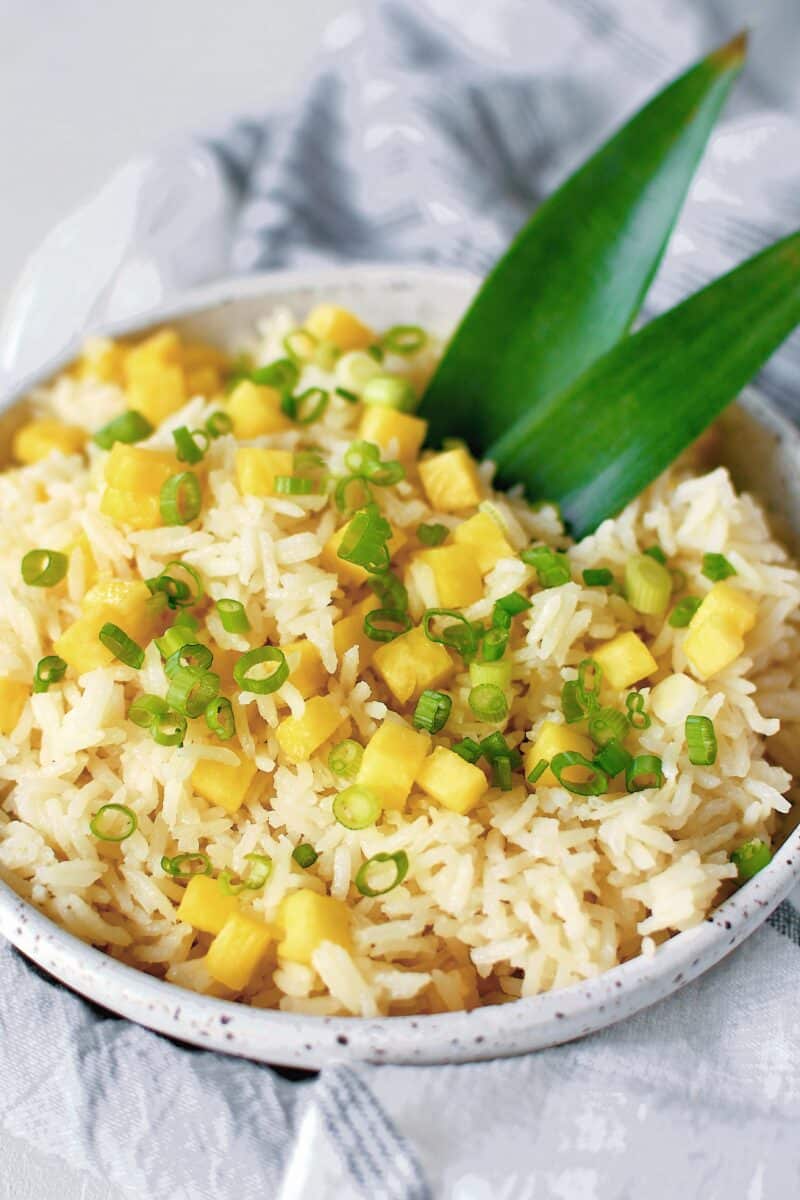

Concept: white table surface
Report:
left=1, top=1, right=799, bottom=1197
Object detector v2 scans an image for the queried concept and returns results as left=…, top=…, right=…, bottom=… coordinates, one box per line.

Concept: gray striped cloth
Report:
left=2, top=3, right=800, bottom=1197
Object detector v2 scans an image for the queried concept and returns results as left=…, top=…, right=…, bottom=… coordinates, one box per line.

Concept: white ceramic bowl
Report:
left=1, top=265, right=799, bottom=1069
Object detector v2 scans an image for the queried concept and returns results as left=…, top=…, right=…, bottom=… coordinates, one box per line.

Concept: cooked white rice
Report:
left=0, top=303, right=797, bottom=1018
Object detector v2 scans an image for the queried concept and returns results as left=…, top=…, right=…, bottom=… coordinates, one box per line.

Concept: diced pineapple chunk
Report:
left=650, top=673, right=704, bottom=726
left=235, top=448, right=294, bottom=497
left=176, top=874, right=239, bottom=935
left=12, top=419, right=86, bottom=465
left=78, top=336, right=127, bottom=384
left=593, top=631, right=658, bottom=691
left=452, top=511, right=514, bottom=575
left=227, top=381, right=290, bottom=438
left=690, top=581, right=758, bottom=638
left=277, top=889, right=352, bottom=964
left=358, top=406, right=428, bottom=461
left=185, top=366, right=221, bottom=397
left=524, top=721, right=594, bottom=788
left=419, top=447, right=483, bottom=511
left=127, top=363, right=187, bottom=427
left=372, top=624, right=454, bottom=705
left=416, top=746, right=488, bottom=815
left=683, top=614, right=744, bottom=681
left=206, top=912, right=273, bottom=991
left=124, top=328, right=181, bottom=376
left=275, top=696, right=342, bottom=763
left=55, top=579, right=161, bottom=674
left=180, top=341, right=229, bottom=371
left=412, top=545, right=483, bottom=608
left=321, top=520, right=407, bottom=587
left=103, top=443, right=180, bottom=494
left=332, top=595, right=380, bottom=666
left=357, top=720, right=430, bottom=811
left=305, top=304, right=375, bottom=351
left=283, top=640, right=328, bottom=699
left=67, top=532, right=98, bottom=592
left=0, top=679, right=29, bottom=735
left=191, top=753, right=258, bottom=815
left=100, top=488, right=163, bottom=530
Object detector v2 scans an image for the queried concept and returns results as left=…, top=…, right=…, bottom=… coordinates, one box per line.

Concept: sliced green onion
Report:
left=643, top=545, right=667, bottom=565
left=89, top=802, right=137, bottom=843
left=583, top=568, right=614, bottom=587
left=129, top=694, right=187, bottom=746
left=481, top=627, right=508, bottom=661
left=249, top=358, right=300, bottom=392
left=469, top=659, right=512, bottom=693
left=527, top=758, right=549, bottom=785
left=368, top=460, right=405, bottom=488
left=355, top=850, right=409, bottom=896
left=292, top=843, right=319, bottom=868
left=364, top=608, right=412, bottom=643
left=578, top=658, right=603, bottom=708
left=172, top=425, right=209, bottom=465
left=333, top=785, right=381, bottom=830
left=294, top=450, right=325, bottom=471
left=491, top=756, right=513, bottom=790
left=479, top=732, right=521, bottom=767
left=21, top=549, right=68, bottom=587
left=492, top=606, right=512, bottom=632
left=219, top=853, right=273, bottom=895
left=129, top=694, right=168, bottom=728
left=274, top=475, right=315, bottom=495
left=161, top=852, right=212, bottom=878
left=381, top=325, right=428, bottom=355
left=205, top=696, right=236, bottom=741
left=155, top=622, right=197, bottom=659
left=335, top=349, right=382, bottom=393
left=417, top=522, right=448, bottom=547
left=205, top=410, right=233, bottom=438
left=669, top=596, right=703, bottom=627
left=413, top=690, right=451, bottom=734
left=334, top=474, right=373, bottom=512
left=626, top=691, right=651, bottom=730
left=233, top=647, right=288, bottom=695
left=731, top=839, right=771, bottom=881
left=452, top=737, right=482, bottom=764
left=335, top=386, right=359, bottom=404
left=468, top=683, right=508, bottom=723
left=424, top=609, right=479, bottom=660
left=147, top=560, right=204, bottom=610
left=165, top=642, right=213, bottom=678
left=551, top=752, right=608, bottom=796
left=702, top=553, right=736, bottom=581
left=99, top=623, right=144, bottom=669
left=328, top=738, right=364, bottom=780
left=33, top=655, right=67, bottom=693
left=588, top=706, right=629, bottom=746
left=362, top=375, right=417, bottom=413
left=344, top=440, right=381, bottom=476
left=367, top=571, right=408, bottom=614
left=561, top=680, right=588, bottom=724
left=216, top=598, right=251, bottom=634
left=93, top=410, right=153, bottom=450
left=594, top=740, right=633, bottom=779
left=160, top=472, right=202, bottom=525
left=521, top=545, right=571, bottom=589
left=625, top=754, right=664, bottom=792
left=338, top=504, right=393, bottom=572
left=625, top=553, right=672, bottom=616
left=282, top=387, right=329, bottom=425
left=494, top=591, right=531, bottom=618
left=283, top=329, right=318, bottom=362
left=166, top=667, right=220, bottom=718
left=365, top=344, right=384, bottom=363
left=685, top=714, right=717, bottom=766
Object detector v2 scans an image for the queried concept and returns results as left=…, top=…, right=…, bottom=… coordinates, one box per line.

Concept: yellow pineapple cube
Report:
left=191, top=752, right=258, bottom=815
left=275, top=695, right=342, bottom=763
left=524, top=721, right=595, bottom=788
left=78, top=336, right=127, bottom=384
left=419, top=447, right=483, bottom=511
left=0, top=679, right=29, bottom=735
left=67, top=532, right=98, bottom=592
left=55, top=579, right=160, bottom=674
left=127, top=364, right=187, bottom=427
left=683, top=613, right=744, bottom=681
left=333, top=595, right=380, bottom=666
left=124, top=328, right=181, bottom=375
left=283, top=640, right=328, bottom=698
left=358, top=406, right=428, bottom=461
left=690, top=581, right=758, bottom=638
left=227, top=380, right=290, bottom=438
left=593, top=631, right=658, bottom=691
left=372, top=624, right=454, bottom=705
left=235, top=448, right=294, bottom=497
left=206, top=911, right=273, bottom=991
left=277, top=889, right=352, bottom=964
left=321, top=520, right=407, bottom=587
left=12, top=419, right=86, bottom=465
left=413, top=544, right=483, bottom=608
left=180, top=341, right=229, bottom=371
left=452, top=511, right=514, bottom=575
left=416, top=746, right=488, bottom=815
left=100, top=488, right=163, bottom=530
left=103, top=443, right=180, bottom=494
left=176, top=874, right=239, bottom=935
left=357, top=719, right=430, bottom=811
left=184, top=367, right=221, bottom=397
left=305, top=304, right=375, bottom=351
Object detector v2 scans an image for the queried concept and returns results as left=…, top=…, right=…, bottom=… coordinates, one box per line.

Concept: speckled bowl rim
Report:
left=0, top=264, right=798, bottom=1068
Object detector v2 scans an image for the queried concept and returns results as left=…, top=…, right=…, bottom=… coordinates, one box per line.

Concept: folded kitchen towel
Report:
left=2, top=2, right=800, bottom=1197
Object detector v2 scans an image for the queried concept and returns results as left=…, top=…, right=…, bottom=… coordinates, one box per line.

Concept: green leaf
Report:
left=491, top=231, right=800, bottom=538
left=419, top=34, right=747, bottom=450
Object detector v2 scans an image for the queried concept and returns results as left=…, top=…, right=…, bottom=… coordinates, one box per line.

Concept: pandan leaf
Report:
left=419, top=33, right=747, bottom=450
left=490, top=231, right=800, bottom=538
